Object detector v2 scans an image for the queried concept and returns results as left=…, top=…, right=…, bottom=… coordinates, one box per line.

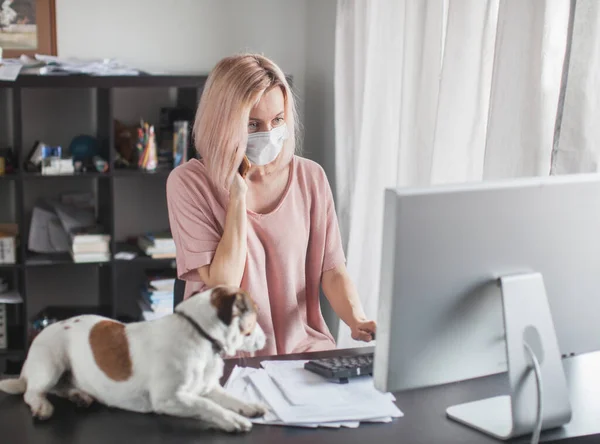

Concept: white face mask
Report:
left=246, top=124, right=289, bottom=166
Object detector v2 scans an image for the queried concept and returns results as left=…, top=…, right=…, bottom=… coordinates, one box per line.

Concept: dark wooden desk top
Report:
left=1, top=347, right=598, bottom=444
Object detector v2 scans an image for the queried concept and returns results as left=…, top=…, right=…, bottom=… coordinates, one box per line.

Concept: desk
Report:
left=1, top=348, right=599, bottom=444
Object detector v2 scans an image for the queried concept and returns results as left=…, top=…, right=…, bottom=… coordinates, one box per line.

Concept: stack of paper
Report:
left=224, top=360, right=403, bottom=428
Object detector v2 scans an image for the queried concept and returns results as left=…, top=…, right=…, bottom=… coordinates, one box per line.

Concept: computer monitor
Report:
left=373, top=172, right=600, bottom=440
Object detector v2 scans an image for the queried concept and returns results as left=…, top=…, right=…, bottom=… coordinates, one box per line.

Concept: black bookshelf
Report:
left=0, top=73, right=207, bottom=369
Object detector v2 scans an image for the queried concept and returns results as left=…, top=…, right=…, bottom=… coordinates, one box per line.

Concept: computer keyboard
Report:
left=304, top=353, right=374, bottom=383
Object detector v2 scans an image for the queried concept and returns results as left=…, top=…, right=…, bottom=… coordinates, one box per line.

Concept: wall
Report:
left=56, top=0, right=308, bottom=128
left=304, top=0, right=337, bottom=186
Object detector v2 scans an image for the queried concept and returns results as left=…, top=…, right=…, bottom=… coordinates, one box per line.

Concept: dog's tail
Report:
left=0, top=378, right=26, bottom=395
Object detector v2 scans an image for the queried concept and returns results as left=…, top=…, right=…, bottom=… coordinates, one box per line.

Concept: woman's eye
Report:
left=273, top=117, right=284, bottom=126
left=248, top=122, right=258, bottom=131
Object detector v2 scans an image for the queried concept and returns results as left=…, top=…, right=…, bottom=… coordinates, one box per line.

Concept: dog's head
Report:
left=208, top=285, right=266, bottom=356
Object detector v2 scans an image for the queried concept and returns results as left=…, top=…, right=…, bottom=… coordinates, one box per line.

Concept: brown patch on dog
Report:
left=210, top=286, right=239, bottom=325
left=88, top=320, right=132, bottom=382
left=74, top=319, right=80, bottom=323
left=210, top=286, right=258, bottom=334
left=64, top=326, right=70, bottom=330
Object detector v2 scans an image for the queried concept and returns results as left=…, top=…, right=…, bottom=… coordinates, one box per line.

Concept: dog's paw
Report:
left=30, top=399, right=54, bottom=421
left=213, top=411, right=253, bottom=433
left=68, top=389, right=94, bottom=408
left=238, top=402, right=269, bottom=418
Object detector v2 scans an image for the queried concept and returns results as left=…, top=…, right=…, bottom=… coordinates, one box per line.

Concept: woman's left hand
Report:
left=350, top=319, right=377, bottom=342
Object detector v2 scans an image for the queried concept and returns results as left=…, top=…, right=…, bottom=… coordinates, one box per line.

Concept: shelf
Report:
left=26, top=250, right=175, bottom=267
left=25, top=252, right=111, bottom=267
left=114, top=243, right=176, bottom=267
left=0, top=74, right=206, bottom=357
left=0, top=349, right=25, bottom=359
left=1, top=74, right=207, bottom=89
left=113, top=169, right=172, bottom=178
left=20, top=171, right=110, bottom=180
left=18, top=170, right=170, bottom=179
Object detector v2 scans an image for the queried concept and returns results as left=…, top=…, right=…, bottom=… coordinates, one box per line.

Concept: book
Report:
left=70, top=225, right=111, bottom=245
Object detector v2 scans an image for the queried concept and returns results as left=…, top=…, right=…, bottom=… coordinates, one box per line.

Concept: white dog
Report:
left=0, top=285, right=268, bottom=433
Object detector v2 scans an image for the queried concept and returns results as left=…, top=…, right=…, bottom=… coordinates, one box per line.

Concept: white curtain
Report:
left=334, top=0, right=582, bottom=349
left=552, top=0, right=600, bottom=173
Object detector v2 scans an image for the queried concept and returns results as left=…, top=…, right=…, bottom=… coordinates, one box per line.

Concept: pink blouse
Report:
left=166, top=155, right=346, bottom=356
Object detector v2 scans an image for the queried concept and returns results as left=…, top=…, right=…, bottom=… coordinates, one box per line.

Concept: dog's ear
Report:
left=233, top=291, right=258, bottom=336
left=210, top=286, right=258, bottom=333
left=210, top=286, right=243, bottom=325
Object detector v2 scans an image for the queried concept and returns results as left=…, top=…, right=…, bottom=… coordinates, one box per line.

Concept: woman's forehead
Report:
left=250, top=87, right=285, bottom=119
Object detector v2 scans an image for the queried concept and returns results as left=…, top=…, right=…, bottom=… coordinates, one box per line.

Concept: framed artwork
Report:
left=0, top=0, right=57, bottom=58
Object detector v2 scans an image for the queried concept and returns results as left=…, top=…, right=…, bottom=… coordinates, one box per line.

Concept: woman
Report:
left=166, top=53, right=375, bottom=356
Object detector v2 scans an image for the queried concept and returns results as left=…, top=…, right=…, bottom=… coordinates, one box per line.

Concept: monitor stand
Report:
left=446, top=272, right=572, bottom=440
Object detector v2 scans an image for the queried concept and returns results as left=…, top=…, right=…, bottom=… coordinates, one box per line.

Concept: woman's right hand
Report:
left=230, top=172, right=248, bottom=199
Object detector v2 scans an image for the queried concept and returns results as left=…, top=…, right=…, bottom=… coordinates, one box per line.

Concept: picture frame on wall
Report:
left=0, top=0, right=57, bottom=58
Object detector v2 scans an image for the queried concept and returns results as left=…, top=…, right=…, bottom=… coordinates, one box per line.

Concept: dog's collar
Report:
left=175, top=310, right=224, bottom=355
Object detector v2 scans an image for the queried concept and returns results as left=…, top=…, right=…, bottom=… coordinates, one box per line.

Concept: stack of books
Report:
left=138, top=272, right=175, bottom=321
left=69, top=226, right=111, bottom=263
left=137, top=231, right=176, bottom=259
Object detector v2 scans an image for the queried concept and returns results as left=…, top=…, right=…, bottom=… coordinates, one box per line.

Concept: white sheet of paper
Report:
left=260, top=360, right=396, bottom=406
left=0, top=64, right=21, bottom=81
left=225, top=367, right=371, bottom=428
left=248, top=369, right=402, bottom=424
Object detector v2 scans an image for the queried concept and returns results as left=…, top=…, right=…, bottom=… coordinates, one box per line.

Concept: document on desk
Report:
left=261, top=360, right=396, bottom=406
left=224, top=361, right=402, bottom=428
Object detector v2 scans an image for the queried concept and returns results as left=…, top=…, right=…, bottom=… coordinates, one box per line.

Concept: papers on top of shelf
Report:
left=224, top=360, right=402, bottom=428
left=0, top=54, right=140, bottom=79
left=34, top=55, right=140, bottom=76
left=0, top=63, right=21, bottom=81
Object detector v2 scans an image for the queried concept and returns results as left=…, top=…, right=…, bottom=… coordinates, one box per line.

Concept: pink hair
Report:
left=193, top=54, right=299, bottom=191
